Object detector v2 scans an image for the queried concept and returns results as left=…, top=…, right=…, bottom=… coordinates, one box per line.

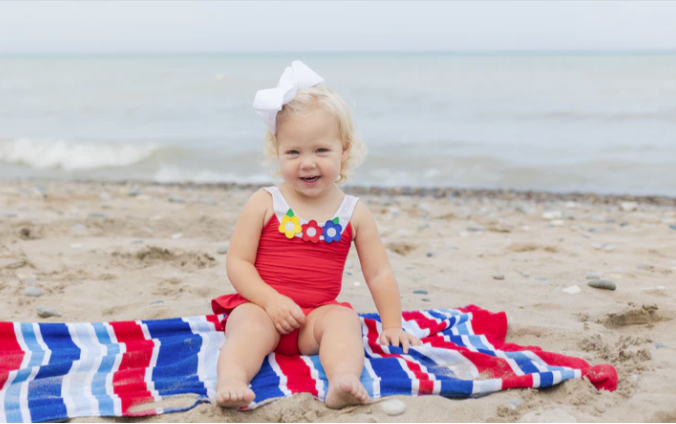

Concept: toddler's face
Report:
left=276, top=106, right=347, bottom=197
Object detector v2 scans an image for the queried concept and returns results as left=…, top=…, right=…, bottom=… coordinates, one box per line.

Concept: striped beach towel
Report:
left=0, top=305, right=617, bottom=423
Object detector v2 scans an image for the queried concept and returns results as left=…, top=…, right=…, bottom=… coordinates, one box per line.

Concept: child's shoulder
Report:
left=241, top=188, right=275, bottom=227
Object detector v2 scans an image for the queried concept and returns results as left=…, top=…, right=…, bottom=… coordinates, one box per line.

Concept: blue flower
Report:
left=323, top=219, right=342, bottom=243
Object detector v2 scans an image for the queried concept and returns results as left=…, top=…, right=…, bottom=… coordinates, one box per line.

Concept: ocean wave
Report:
left=0, top=137, right=159, bottom=171
left=153, top=165, right=273, bottom=185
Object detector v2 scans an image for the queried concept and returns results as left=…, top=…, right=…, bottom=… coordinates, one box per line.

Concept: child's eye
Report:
left=286, top=150, right=299, bottom=155
left=317, top=148, right=329, bottom=153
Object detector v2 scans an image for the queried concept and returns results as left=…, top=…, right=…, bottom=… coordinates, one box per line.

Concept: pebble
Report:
left=131, top=239, right=144, bottom=244
left=535, top=277, right=548, bottom=281
left=100, top=192, right=111, bottom=201
left=586, top=272, right=602, bottom=280
left=562, top=285, right=581, bottom=294
left=1, top=211, right=18, bottom=218
left=169, top=196, right=185, bottom=203
left=550, top=220, right=565, bottom=226
left=23, top=286, right=42, bottom=297
left=493, top=274, right=505, bottom=280
left=466, top=221, right=484, bottom=232
left=542, top=211, right=562, bottom=220
left=345, top=260, right=354, bottom=269
left=72, top=224, right=87, bottom=231
left=421, top=297, right=430, bottom=302
left=381, top=399, right=407, bottom=416
left=589, top=214, right=606, bottom=222
left=426, top=252, right=434, bottom=257
left=620, top=222, right=629, bottom=227
left=127, top=190, right=142, bottom=197
left=216, top=246, right=229, bottom=254
left=620, top=201, right=638, bottom=212
left=171, top=233, right=183, bottom=239
left=655, top=343, right=668, bottom=349
left=519, top=271, right=530, bottom=277
left=353, top=281, right=361, bottom=287
left=519, top=408, right=577, bottom=423
left=87, top=212, right=107, bottom=218
left=70, top=243, right=85, bottom=248
left=587, top=280, right=616, bottom=291
left=150, top=300, right=164, bottom=305
left=515, top=205, right=536, bottom=215
left=36, top=306, right=62, bottom=318
left=603, top=244, right=616, bottom=252
left=670, top=225, right=676, bottom=231
left=413, top=290, right=428, bottom=295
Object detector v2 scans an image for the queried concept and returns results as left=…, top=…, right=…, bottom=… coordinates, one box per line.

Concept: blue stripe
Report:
left=144, top=318, right=207, bottom=397
left=27, top=323, right=81, bottom=423
left=306, top=355, right=328, bottom=399
left=502, top=351, right=541, bottom=375
left=439, top=378, right=474, bottom=397
left=90, top=323, right=117, bottom=417
left=368, top=357, right=411, bottom=397
left=250, top=356, right=285, bottom=401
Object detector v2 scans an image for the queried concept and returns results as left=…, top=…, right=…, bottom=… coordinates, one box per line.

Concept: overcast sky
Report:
left=1, top=1, right=675, bottom=55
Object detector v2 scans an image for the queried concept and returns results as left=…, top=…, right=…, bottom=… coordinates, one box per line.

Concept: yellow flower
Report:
left=279, top=215, right=302, bottom=239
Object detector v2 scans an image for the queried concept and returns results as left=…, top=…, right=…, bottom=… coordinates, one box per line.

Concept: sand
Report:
left=1, top=180, right=675, bottom=423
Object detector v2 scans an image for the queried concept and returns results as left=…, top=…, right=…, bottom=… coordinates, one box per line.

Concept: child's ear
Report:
left=341, top=142, right=350, bottom=163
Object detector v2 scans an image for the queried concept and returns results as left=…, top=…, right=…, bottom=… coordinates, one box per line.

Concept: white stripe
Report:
left=478, top=335, right=525, bottom=377
left=267, top=354, right=292, bottom=397
left=418, top=342, right=479, bottom=379
left=552, top=370, right=562, bottom=385
left=83, top=323, right=104, bottom=416
left=300, top=357, right=325, bottom=401
left=17, top=323, right=51, bottom=423
left=522, top=351, right=549, bottom=373
left=104, top=323, right=124, bottom=416
left=532, top=373, right=541, bottom=388
left=62, top=324, right=82, bottom=418
left=433, top=380, right=441, bottom=395
left=184, top=316, right=220, bottom=399
left=472, top=378, right=502, bottom=394
left=362, top=359, right=381, bottom=399
left=140, top=321, right=163, bottom=415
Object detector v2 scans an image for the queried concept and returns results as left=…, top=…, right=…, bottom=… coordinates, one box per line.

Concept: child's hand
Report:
left=263, top=294, right=306, bottom=335
left=380, top=327, right=422, bottom=354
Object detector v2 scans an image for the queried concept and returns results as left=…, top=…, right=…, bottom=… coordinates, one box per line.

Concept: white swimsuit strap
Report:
left=262, top=186, right=290, bottom=218
left=336, top=195, right=359, bottom=227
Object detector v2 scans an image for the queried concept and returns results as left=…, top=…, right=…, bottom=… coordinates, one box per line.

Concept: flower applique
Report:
left=278, top=209, right=302, bottom=239
left=323, top=218, right=343, bottom=243
left=302, top=220, right=323, bottom=243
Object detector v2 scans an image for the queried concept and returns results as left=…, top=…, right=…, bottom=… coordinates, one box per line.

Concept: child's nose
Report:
left=300, top=155, right=317, bottom=169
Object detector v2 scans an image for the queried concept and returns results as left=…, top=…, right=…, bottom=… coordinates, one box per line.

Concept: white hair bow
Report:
left=253, top=60, right=325, bottom=134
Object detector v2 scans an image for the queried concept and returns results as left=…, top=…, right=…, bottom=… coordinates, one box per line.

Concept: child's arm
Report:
left=225, top=191, right=305, bottom=334
left=352, top=202, right=422, bottom=353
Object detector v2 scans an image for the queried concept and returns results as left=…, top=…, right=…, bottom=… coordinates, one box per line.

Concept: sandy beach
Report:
left=1, top=180, right=675, bottom=423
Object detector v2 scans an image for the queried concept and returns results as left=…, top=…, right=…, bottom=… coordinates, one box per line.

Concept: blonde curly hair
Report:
left=262, top=84, right=366, bottom=185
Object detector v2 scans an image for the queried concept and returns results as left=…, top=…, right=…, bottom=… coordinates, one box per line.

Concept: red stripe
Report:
left=364, top=319, right=385, bottom=355
left=109, top=321, right=155, bottom=414
left=0, top=322, right=25, bottom=390
left=402, top=311, right=446, bottom=335
left=205, top=315, right=223, bottom=332
left=274, top=354, right=318, bottom=396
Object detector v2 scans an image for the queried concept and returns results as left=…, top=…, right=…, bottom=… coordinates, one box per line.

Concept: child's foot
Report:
left=215, top=379, right=255, bottom=408
left=325, top=374, right=370, bottom=409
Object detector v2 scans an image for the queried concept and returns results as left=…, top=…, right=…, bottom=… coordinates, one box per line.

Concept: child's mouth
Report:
left=301, top=176, right=320, bottom=183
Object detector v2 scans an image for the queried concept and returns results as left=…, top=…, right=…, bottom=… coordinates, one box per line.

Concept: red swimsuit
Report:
left=211, top=186, right=360, bottom=355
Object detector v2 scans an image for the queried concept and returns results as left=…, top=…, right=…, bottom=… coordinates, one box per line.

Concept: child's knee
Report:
left=226, top=304, right=276, bottom=335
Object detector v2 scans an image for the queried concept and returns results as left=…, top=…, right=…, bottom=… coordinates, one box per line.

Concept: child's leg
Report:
left=216, top=303, right=280, bottom=408
left=298, top=305, right=369, bottom=409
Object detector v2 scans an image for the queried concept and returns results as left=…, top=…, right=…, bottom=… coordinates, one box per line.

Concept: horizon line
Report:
left=2, top=49, right=676, bottom=58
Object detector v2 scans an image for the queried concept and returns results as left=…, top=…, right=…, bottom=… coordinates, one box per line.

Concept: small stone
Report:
left=589, top=214, right=606, bottom=222
left=591, top=243, right=603, bottom=250
left=72, top=224, right=87, bottom=231
left=131, top=239, right=144, bottom=244
left=150, top=300, right=164, bottom=305
left=620, top=201, right=638, bottom=212
left=426, top=252, right=434, bottom=257
left=36, top=306, right=61, bottom=318
left=586, top=272, right=602, bottom=280
left=605, top=218, right=616, bottom=223
left=603, top=244, right=616, bottom=252
left=542, top=211, right=562, bottom=220
left=670, top=225, right=676, bottom=231
left=562, top=285, right=581, bottom=294
left=216, top=246, right=228, bottom=254
left=88, top=212, right=107, bottom=218
left=353, top=281, right=361, bottom=287
left=100, top=192, right=111, bottom=201
left=127, top=190, right=142, bottom=197
left=171, top=233, right=183, bottom=239
left=620, top=222, right=629, bottom=227
left=23, top=286, right=42, bottom=297
left=509, top=399, right=523, bottom=410
left=535, top=277, right=548, bottom=281
left=550, top=220, right=565, bottom=226
left=381, top=399, right=406, bottom=416
left=70, top=243, right=85, bottom=248
left=169, top=195, right=185, bottom=203
left=346, top=260, right=354, bottom=269
left=587, top=280, right=616, bottom=291
left=493, top=274, right=505, bottom=280
left=413, top=290, right=428, bottom=295
left=1, top=211, right=18, bottom=218
left=519, top=271, right=530, bottom=278
left=655, top=343, right=668, bottom=349
left=466, top=221, right=484, bottom=232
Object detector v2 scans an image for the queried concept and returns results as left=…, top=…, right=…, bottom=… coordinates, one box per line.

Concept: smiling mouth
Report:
left=301, top=176, right=320, bottom=182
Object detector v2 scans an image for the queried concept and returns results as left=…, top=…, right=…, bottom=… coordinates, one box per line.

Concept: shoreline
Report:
left=3, top=178, right=676, bottom=206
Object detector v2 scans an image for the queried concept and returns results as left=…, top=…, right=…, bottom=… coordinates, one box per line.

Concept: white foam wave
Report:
left=0, top=137, right=158, bottom=171
left=153, top=165, right=274, bottom=184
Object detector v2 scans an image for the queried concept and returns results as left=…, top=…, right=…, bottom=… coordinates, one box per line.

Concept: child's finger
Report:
left=401, top=337, right=410, bottom=354
left=285, top=315, right=301, bottom=329
left=291, top=309, right=306, bottom=325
